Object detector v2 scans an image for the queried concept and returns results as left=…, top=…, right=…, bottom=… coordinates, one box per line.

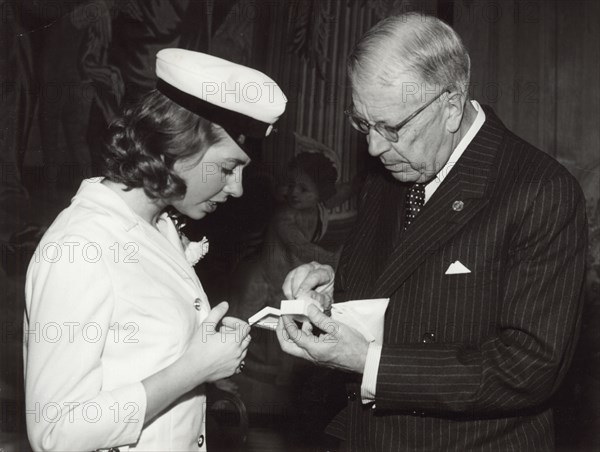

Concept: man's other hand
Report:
left=282, top=262, right=335, bottom=312
left=276, top=304, right=369, bottom=374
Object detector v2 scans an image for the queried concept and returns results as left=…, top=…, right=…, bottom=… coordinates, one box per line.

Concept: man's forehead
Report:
left=351, top=78, right=438, bottom=120
left=352, top=87, right=396, bottom=114
left=351, top=85, right=411, bottom=122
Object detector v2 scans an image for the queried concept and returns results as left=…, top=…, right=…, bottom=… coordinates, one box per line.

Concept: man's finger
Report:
left=295, top=267, right=334, bottom=298
left=276, top=317, right=312, bottom=361
left=282, top=264, right=312, bottom=299
left=276, top=317, right=298, bottom=352
left=301, top=320, right=313, bottom=335
left=305, top=304, right=336, bottom=332
left=281, top=315, right=303, bottom=342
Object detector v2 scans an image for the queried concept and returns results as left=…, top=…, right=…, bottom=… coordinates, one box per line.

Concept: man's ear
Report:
left=444, top=90, right=467, bottom=133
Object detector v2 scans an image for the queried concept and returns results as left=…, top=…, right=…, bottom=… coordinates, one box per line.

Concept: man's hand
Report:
left=282, top=262, right=335, bottom=313
left=276, top=304, right=369, bottom=374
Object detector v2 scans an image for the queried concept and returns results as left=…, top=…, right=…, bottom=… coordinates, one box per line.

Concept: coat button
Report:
left=347, top=391, right=357, bottom=401
left=194, top=298, right=202, bottom=311
left=421, top=332, right=435, bottom=343
left=197, top=434, right=205, bottom=447
left=452, top=200, right=464, bottom=211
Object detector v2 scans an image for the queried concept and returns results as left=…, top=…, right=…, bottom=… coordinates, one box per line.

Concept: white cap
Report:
left=156, top=49, right=287, bottom=140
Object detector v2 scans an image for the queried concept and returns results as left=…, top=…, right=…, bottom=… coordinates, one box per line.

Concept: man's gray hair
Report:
left=348, top=13, right=471, bottom=96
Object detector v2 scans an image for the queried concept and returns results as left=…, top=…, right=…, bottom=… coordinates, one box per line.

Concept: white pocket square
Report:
left=445, top=260, right=471, bottom=275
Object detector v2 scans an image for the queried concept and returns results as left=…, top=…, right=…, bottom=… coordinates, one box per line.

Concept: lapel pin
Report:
left=452, top=200, right=464, bottom=212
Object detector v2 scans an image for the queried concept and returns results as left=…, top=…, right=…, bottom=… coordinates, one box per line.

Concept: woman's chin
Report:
left=176, top=208, right=208, bottom=220
left=188, top=211, right=208, bottom=220
left=173, top=201, right=217, bottom=220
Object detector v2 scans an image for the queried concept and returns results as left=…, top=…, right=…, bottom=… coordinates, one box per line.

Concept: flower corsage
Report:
left=169, top=211, right=210, bottom=266
left=184, top=236, right=209, bottom=266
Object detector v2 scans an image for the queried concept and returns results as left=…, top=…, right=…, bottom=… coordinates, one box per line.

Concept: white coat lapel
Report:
left=143, top=214, right=204, bottom=292
left=74, top=179, right=207, bottom=301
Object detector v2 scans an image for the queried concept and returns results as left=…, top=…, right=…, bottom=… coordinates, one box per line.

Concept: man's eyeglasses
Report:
left=344, top=89, right=450, bottom=143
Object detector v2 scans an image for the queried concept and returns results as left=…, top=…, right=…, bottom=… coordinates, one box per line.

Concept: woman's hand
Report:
left=189, top=302, right=251, bottom=384
left=141, top=302, right=251, bottom=424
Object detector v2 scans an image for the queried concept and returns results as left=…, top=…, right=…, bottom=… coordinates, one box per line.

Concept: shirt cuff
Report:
left=360, top=342, right=382, bottom=404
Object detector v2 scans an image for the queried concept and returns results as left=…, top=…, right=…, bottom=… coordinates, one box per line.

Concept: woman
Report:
left=23, top=49, right=286, bottom=451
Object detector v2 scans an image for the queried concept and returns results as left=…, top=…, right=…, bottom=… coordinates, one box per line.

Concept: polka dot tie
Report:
left=404, top=183, right=425, bottom=230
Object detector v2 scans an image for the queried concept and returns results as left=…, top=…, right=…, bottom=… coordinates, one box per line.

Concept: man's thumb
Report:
left=306, top=303, right=329, bottom=328
left=204, top=301, right=229, bottom=324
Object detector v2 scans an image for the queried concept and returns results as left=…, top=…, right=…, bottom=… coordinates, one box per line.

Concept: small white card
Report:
left=248, top=298, right=322, bottom=330
left=280, top=298, right=323, bottom=320
left=248, top=306, right=281, bottom=331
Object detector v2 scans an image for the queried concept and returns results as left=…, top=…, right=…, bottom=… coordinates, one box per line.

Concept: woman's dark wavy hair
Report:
left=288, top=152, right=338, bottom=202
left=102, top=89, right=224, bottom=200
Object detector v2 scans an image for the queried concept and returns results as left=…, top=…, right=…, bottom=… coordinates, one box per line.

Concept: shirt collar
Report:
left=72, top=177, right=141, bottom=231
left=424, top=100, right=486, bottom=203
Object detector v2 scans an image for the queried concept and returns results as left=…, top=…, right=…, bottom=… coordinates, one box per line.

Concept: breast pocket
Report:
left=442, top=259, right=499, bottom=288
left=436, top=258, right=502, bottom=341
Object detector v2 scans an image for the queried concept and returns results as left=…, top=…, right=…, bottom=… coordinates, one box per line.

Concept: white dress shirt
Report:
left=361, top=101, right=486, bottom=403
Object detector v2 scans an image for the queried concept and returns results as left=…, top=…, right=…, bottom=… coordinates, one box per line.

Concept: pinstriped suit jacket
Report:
left=327, top=107, right=588, bottom=451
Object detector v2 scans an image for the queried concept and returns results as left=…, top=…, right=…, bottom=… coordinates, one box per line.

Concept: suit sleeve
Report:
left=375, top=172, right=588, bottom=415
left=24, top=234, right=146, bottom=451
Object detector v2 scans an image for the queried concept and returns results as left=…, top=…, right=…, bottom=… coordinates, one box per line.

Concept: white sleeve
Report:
left=24, top=236, right=146, bottom=451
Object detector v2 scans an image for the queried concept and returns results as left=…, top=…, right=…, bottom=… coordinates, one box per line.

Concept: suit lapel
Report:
left=373, top=173, right=407, bottom=270
left=374, top=108, right=505, bottom=297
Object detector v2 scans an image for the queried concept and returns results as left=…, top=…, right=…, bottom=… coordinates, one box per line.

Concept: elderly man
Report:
left=276, top=12, right=587, bottom=451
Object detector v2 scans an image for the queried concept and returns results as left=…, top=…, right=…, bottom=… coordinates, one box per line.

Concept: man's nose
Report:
left=367, top=129, right=390, bottom=157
